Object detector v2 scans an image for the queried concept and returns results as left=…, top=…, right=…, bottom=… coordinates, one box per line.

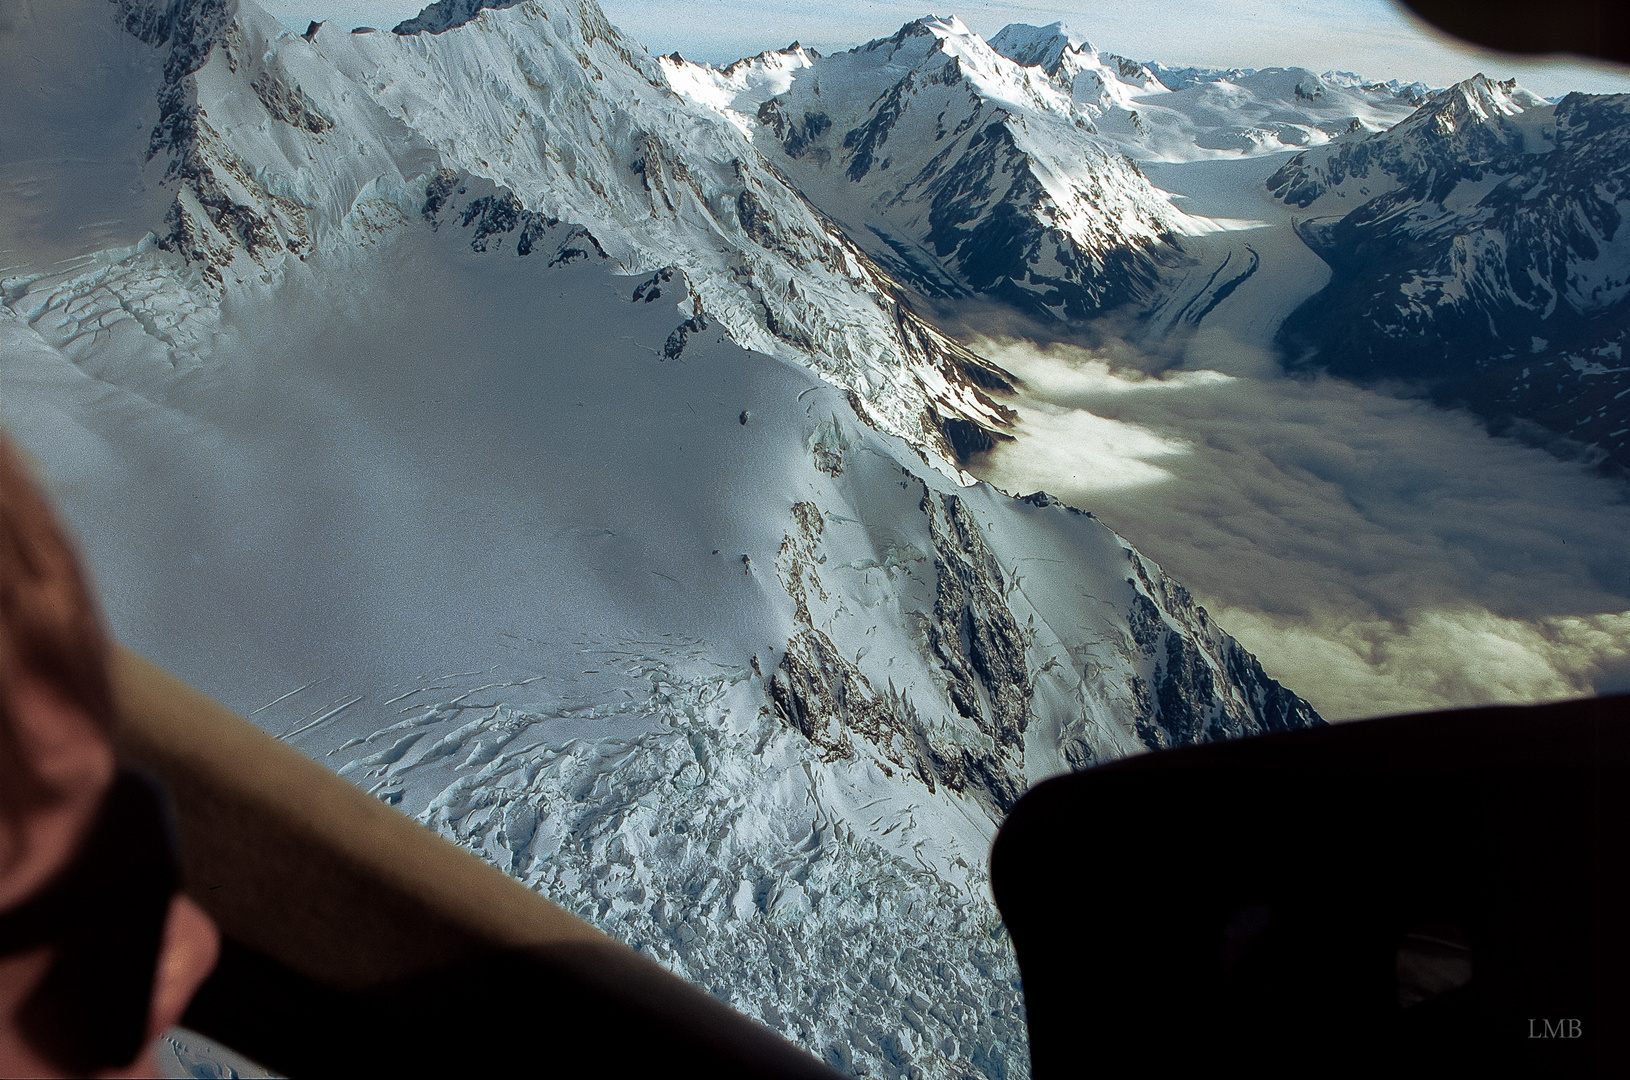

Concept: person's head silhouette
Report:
left=0, top=435, right=219, bottom=1077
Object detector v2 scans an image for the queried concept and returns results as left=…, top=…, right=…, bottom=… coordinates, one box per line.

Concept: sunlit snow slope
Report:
left=1, top=2, right=1322, bottom=1077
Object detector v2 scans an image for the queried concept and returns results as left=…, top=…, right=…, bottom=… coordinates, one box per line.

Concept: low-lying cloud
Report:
left=971, top=334, right=1630, bottom=720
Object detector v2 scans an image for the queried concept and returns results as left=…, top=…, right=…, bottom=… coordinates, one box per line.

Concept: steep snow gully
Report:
left=0, top=2, right=1327, bottom=1077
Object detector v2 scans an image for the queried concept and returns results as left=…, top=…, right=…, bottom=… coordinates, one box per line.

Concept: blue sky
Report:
left=260, top=0, right=1630, bottom=96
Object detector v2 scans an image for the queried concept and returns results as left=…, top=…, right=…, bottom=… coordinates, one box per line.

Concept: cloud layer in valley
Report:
left=972, top=336, right=1630, bottom=720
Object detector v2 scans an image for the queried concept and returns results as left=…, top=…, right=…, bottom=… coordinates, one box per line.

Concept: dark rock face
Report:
left=1271, top=80, right=1630, bottom=471
left=939, top=416, right=1012, bottom=463
left=249, top=70, right=332, bottom=133
left=547, top=226, right=608, bottom=265
left=115, top=0, right=229, bottom=104
left=768, top=490, right=1035, bottom=814
left=1124, top=552, right=1323, bottom=750
left=759, top=105, right=830, bottom=161
left=421, top=169, right=464, bottom=224
left=919, top=121, right=1173, bottom=321
left=461, top=193, right=528, bottom=251
left=735, top=188, right=776, bottom=247
left=662, top=314, right=708, bottom=360
left=112, top=0, right=322, bottom=280
left=1016, top=490, right=1090, bottom=516
left=631, top=267, right=673, bottom=303
left=391, top=0, right=526, bottom=36
left=1266, top=77, right=1530, bottom=210
left=772, top=629, right=892, bottom=763
left=419, top=174, right=610, bottom=265
left=923, top=492, right=1031, bottom=752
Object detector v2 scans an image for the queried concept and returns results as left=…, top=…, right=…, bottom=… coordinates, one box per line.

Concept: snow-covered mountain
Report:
left=1, top=2, right=1322, bottom=1078
left=661, top=18, right=1432, bottom=339
left=661, top=18, right=1189, bottom=323
left=984, top=27, right=1429, bottom=161
left=984, top=22, right=1166, bottom=118
left=101, top=0, right=1022, bottom=461
left=1150, top=63, right=1432, bottom=104
left=1268, top=76, right=1630, bottom=470
left=1267, top=75, right=1549, bottom=210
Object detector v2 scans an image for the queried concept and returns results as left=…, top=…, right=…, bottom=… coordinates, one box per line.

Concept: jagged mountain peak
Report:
left=1389, top=73, right=1546, bottom=144
left=660, top=13, right=1201, bottom=326
left=878, top=13, right=975, bottom=43
left=663, top=12, right=1187, bottom=323
left=987, top=22, right=1168, bottom=116
left=391, top=0, right=526, bottom=36
left=716, top=41, right=821, bottom=77
left=1392, top=72, right=1547, bottom=143
left=1440, top=72, right=1546, bottom=115
left=844, top=13, right=1084, bottom=98
left=987, top=21, right=1093, bottom=73
left=1269, top=69, right=1630, bottom=469
left=1267, top=71, right=1553, bottom=211
left=831, top=14, right=1007, bottom=97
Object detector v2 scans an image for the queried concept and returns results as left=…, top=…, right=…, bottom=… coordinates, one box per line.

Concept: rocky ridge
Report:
left=1269, top=76, right=1630, bottom=470
left=1, top=4, right=1329, bottom=1078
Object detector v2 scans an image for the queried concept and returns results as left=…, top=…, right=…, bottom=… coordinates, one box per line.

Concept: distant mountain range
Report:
left=665, top=24, right=1630, bottom=472
left=662, top=18, right=1426, bottom=327
left=664, top=21, right=1173, bottom=327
